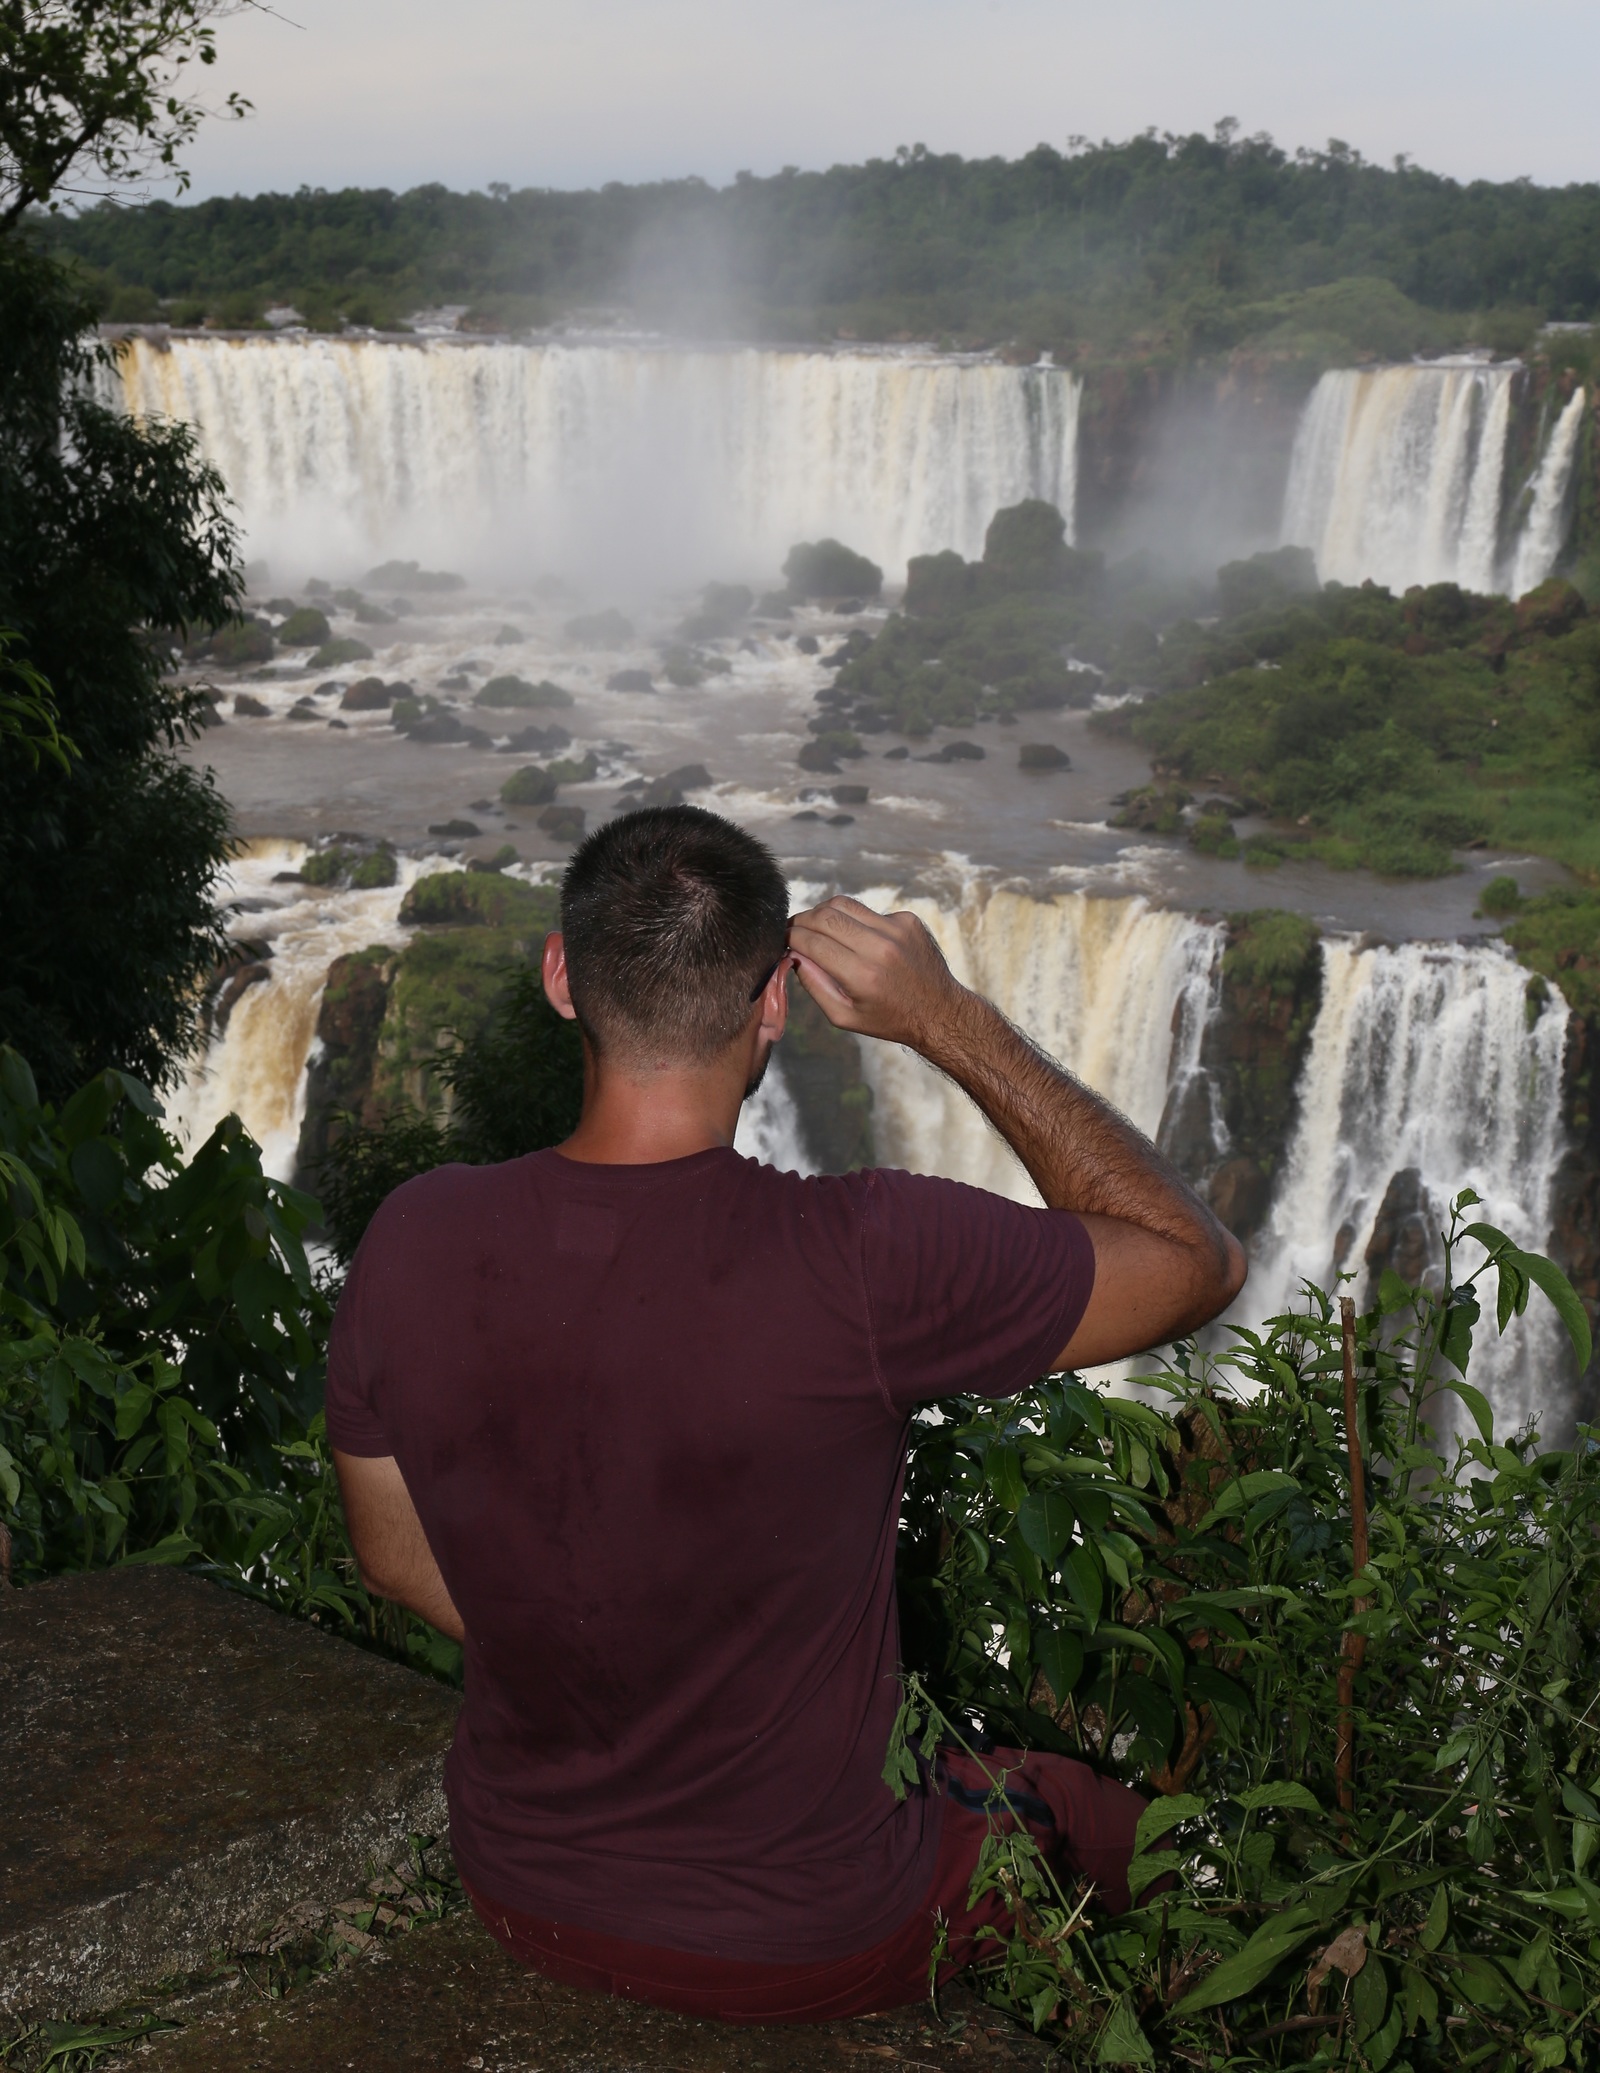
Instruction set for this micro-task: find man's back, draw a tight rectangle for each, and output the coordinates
[327,1143,1092,1961]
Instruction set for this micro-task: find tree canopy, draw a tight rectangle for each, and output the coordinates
[0,0,249,232]
[35,125,1600,359]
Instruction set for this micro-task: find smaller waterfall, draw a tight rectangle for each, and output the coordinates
[1282,363,1517,595]
[168,844,425,1180]
[735,1060,815,1174]
[1243,935,1571,1430]
[1509,387,1588,598]
[857,886,1224,1204]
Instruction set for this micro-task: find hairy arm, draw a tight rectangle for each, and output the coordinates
[333,1450,466,1644]
[788,897,1246,1368]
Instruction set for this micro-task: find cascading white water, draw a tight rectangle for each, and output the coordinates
[1509,388,1589,599]
[168,842,433,1180]
[854,885,1225,1203]
[1243,935,1571,1429]
[1282,363,1518,594]
[103,335,1080,586]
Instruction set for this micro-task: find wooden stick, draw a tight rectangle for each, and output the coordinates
[1335,1297,1369,1815]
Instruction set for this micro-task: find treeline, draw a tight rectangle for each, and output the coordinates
[34,125,1600,363]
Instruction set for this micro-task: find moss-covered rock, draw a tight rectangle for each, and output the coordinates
[501,765,558,807]
[1193,910,1324,1240]
[779,983,874,1170]
[475,675,574,709]
[1111,784,1191,835]
[341,677,393,711]
[361,560,465,593]
[399,872,559,931]
[782,539,883,601]
[203,618,275,667]
[311,638,375,669]
[293,946,398,1181]
[276,607,331,647]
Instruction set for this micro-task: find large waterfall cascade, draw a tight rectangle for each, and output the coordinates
[106,335,1080,585]
[1281,361,1586,597]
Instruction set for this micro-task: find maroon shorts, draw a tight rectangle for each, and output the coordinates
[464,1745,1144,2024]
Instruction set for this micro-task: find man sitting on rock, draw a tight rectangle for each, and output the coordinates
[327,804,1245,2022]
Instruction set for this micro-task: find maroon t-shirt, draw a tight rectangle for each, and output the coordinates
[325,1147,1094,1963]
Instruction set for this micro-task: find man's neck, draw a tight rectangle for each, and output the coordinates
[555,1056,750,1166]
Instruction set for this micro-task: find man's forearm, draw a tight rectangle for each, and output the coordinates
[921,985,1232,1265]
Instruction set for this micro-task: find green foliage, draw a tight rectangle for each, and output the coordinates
[33,131,1600,355]
[1504,888,1600,1019]
[783,538,883,599]
[1107,575,1600,879]
[0,0,247,233]
[1222,908,1321,993]
[316,965,581,1263]
[1478,873,1524,919]
[0,1042,458,1680]
[0,237,239,1099]
[897,1195,1600,2067]
[0,623,73,772]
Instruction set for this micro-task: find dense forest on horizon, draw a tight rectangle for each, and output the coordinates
[32,123,1600,368]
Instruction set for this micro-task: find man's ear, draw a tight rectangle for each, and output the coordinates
[542,932,578,1021]
[756,961,791,1045]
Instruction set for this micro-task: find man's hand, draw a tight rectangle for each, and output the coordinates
[789,896,969,1050]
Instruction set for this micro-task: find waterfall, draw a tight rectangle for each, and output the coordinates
[1282,361,1591,599]
[854,885,1225,1204]
[1281,363,1516,594]
[103,335,1080,586]
[1509,387,1588,598]
[178,861,1574,1423]
[168,842,425,1180]
[1243,935,1571,1431]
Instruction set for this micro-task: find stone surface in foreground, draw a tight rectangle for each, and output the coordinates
[118,1910,1058,2072]
[0,1567,458,2022]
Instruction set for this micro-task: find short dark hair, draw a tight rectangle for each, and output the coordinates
[559,806,788,1063]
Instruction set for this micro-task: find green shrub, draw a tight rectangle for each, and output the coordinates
[1479,873,1523,918]
[897,1192,1599,2068]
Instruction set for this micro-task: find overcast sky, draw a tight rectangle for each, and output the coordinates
[168,0,1598,201]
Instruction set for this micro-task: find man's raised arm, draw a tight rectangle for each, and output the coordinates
[788,896,1246,1369]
